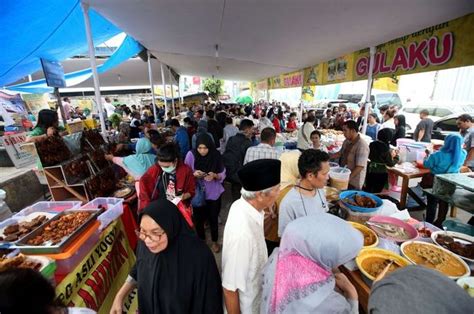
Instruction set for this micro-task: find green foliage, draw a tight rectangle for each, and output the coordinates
[203,78,224,100]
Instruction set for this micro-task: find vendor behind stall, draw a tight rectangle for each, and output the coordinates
[26,109,68,143]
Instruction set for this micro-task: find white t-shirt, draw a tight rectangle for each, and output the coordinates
[222,197,268,314]
[297,122,315,150]
[103,101,116,118]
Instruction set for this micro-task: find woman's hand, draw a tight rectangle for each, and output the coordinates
[206,172,219,181]
[334,272,358,301]
[105,154,114,161]
[194,170,206,178]
[110,294,124,314]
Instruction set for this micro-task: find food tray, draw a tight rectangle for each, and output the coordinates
[81,198,124,230]
[13,209,103,254]
[0,213,56,248]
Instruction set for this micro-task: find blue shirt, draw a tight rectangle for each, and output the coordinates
[366,124,380,141]
[174,127,190,158]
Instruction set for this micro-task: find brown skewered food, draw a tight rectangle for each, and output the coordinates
[35,136,71,166]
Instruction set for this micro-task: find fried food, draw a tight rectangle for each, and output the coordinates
[1,216,47,242]
[436,235,474,260]
[26,212,92,246]
[0,255,42,272]
[343,193,378,208]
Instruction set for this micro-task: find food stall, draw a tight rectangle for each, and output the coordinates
[0,198,139,313]
[322,188,474,311]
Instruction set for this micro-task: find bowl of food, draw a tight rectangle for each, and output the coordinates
[367,216,418,243]
[340,191,383,213]
[348,222,379,248]
[431,231,474,263]
[413,221,440,241]
[456,277,474,297]
[401,241,470,279]
[356,248,412,281]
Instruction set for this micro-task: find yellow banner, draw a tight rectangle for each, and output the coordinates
[256,79,268,91]
[303,65,323,86]
[322,53,355,84]
[353,13,474,80]
[301,86,316,102]
[55,220,138,314]
[373,76,399,92]
[268,71,303,89]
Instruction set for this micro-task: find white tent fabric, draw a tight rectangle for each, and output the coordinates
[87,0,473,81]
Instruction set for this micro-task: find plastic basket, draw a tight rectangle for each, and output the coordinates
[13,201,82,218]
[80,198,124,230]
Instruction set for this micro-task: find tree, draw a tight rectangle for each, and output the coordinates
[203,78,224,100]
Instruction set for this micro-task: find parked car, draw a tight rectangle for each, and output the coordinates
[400,101,474,132]
[405,112,474,140]
[337,89,403,110]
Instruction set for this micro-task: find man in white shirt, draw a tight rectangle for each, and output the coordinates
[278,149,330,236]
[244,127,278,164]
[222,159,281,314]
[103,97,116,118]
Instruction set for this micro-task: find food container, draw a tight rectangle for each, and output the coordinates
[401,241,470,279]
[329,167,351,190]
[368,216,418,243]
[412,221,441,242]
[13,201,82,218]
[356,247,412,282]
[14,209,102,254]
[339,190,382,213]
[431,231,474,263]
[81,198,124,230]
[0,214,54,248]
[348,221,379,248]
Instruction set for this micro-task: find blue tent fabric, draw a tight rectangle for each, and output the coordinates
[6,35,145,94]
[0,0,122,87]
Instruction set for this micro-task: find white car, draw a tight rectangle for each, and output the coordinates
[400,101,474,131]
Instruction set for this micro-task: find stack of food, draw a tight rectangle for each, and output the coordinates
[0,215,47,242]
[36,136,71,166]
[0,255,42,272]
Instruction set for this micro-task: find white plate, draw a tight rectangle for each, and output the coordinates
[400,241,470,280]
[431,231,474,263]
[456,277,474,297]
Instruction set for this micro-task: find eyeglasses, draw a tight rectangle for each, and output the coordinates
[134,229,166,242]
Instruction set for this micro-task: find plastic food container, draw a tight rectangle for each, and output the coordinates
[329,167,351,190]
[13,201,82,218]
[339,190,383,213]
[80,198,124,230]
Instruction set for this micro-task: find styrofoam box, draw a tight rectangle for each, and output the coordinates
[80,198,124,230]
[13,201,82,218]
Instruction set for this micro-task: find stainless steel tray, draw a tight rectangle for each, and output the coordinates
[0,214,56,248]
[13,209,103,254]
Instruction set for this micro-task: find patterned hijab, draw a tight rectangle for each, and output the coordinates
[261,214,363,314]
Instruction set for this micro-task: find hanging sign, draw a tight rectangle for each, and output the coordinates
[353,13,474,79]
[303,65,323,86]
[2,132,36,168]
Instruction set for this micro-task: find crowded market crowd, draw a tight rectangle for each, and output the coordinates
[2,99,474,314]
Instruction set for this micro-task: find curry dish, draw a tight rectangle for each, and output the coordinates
[403,242,466,277]
[361,257,401,278]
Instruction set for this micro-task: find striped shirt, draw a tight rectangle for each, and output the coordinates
[244,143,279,164]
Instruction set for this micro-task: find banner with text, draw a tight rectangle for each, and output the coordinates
[353,13,474,80]
[303,65,324,86]
[322,54,355,84]
[55,220,138,314]
[268,71,303,89]
[1,132,36,168]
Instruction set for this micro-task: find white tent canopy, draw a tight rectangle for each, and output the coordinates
[87,0,473,81]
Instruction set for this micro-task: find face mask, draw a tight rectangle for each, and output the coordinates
[162,165,176,173]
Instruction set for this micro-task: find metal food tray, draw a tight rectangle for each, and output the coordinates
[13,209,103,254]
[0,214,56,249]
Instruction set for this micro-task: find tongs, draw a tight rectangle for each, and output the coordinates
[374,259,395,282]
[366,221,394,232]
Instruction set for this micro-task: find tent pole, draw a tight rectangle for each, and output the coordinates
[168,67,175,116]
[160,62,167,117]
[147,50,157,123]
[81,2,106,135]
[361,46,376,135]
[177,76,182,106]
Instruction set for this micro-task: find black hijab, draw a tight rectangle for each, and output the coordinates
[192,134,224,173]
[377,128,394,145]
[131,200,223,314]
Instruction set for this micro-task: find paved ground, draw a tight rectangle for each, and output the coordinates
[0,164,35,184]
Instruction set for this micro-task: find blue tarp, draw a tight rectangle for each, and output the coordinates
[0,0,122,87]
[6,35,144,93]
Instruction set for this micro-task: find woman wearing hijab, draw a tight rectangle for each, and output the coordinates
[368,266,473,314]
[191,120,215,149]
[184,134,226,253]
[110,199,223,314]
[422,134,466,225]
[264,150,302,256]
[261,214,363,314]
[364,128,399,193]
[105,138,156,180]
